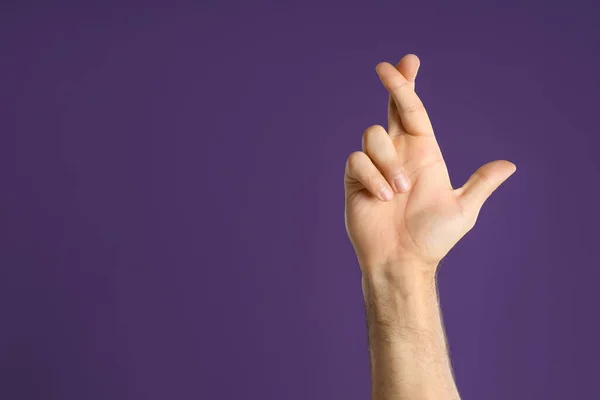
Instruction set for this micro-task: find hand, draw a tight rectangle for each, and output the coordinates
[344,54,516,274]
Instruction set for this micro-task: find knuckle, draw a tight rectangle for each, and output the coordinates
[473,170,491,185]
[346,151,365,172]
[389,81,410,92]
[362,125,385,141]
[400,102,425,115]
[363,125,392,156]
[366,174,382,190]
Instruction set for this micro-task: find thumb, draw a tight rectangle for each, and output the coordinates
[457,160,517,219]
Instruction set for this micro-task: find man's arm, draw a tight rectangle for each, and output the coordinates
[344,54,515,399]
[362,263,460,400]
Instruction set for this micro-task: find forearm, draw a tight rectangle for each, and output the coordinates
[361,262,460,400]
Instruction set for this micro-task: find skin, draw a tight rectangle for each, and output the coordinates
[344,54,516,399]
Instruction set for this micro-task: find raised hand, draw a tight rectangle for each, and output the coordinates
[344,54,516,274]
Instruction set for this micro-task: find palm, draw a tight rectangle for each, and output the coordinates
[346,134,465,267]
[345,55,516,269]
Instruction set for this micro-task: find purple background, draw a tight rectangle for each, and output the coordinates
[1,1,599,399]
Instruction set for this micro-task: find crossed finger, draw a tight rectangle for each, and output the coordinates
[387,54,420,136]
[377,61,434,138]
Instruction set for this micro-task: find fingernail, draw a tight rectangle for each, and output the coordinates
[380,185,394,201]
[393,174,410,193]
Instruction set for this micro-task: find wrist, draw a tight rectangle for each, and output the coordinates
[361,258,438,293]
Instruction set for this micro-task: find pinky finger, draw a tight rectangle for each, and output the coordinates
[345,151,395,202]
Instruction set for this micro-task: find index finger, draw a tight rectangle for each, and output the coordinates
[376,62,434,137]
